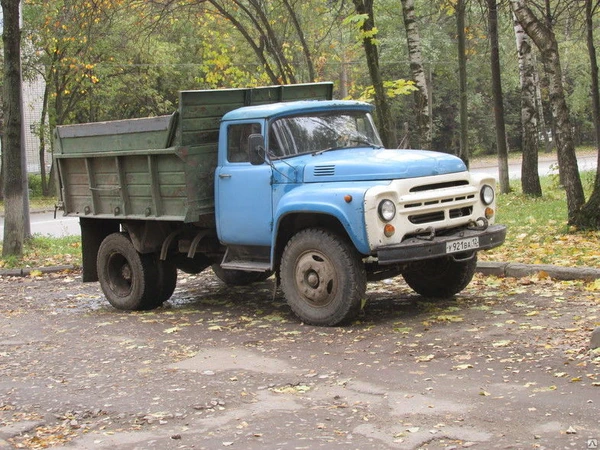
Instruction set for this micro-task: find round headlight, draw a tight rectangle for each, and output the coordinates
[481,185,495,205]
[378,199,396,222]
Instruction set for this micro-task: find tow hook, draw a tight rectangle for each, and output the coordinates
[468,217,489,231]
[415,226,436,241]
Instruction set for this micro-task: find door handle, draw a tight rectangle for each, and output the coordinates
[219,173,232,179]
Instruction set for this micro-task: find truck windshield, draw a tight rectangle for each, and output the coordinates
[268,111,383,158]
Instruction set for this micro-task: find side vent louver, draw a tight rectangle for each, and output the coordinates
[314,165,336,176]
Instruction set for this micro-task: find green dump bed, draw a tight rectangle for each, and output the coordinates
[55,82,333,223]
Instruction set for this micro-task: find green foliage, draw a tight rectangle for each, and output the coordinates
[343,13,380,44]
[27,174,44,198]
[357,79,418,102]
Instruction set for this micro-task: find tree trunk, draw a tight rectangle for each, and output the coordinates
[400,0,431,149]
[457,0,469,167]
[282,0,315,82]
[533,55,552,153]
[514,17,542,197]
[488,0,510,193]
[1,0,25,257]
[572,0,600,229]
[352,0,397,148]
[511,0,585,223]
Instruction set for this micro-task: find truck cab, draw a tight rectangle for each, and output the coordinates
[214,100,505,325]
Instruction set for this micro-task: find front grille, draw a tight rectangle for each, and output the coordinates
[400,178,478,227]
[409,211,445,224]
[410,180,469,192]
[449,206,473,219]
[403,193,475,209]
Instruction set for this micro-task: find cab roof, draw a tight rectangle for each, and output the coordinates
[221,100,374,122]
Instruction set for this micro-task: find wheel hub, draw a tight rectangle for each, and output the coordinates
[295,251,336,307]
[306,270,320,288]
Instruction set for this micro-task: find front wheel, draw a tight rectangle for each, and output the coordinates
[97,233,158,310]
[280,228,366,326]
[402,254,477,298]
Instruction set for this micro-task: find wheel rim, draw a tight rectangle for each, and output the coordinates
[293,250,338,307]
[107,252,133,297]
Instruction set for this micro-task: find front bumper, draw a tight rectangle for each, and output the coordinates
[377,224,507,265]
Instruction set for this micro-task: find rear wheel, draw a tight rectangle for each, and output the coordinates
[97,233,159,311]
[280,228,366,326]
[402,254,477,298]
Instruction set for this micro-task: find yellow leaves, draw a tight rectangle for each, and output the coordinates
[586,279,600,292]
[415,354,435,363]
[272,384,311,395]
[433,314,463,323]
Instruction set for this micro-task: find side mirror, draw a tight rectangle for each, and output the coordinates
[248,134,266,165]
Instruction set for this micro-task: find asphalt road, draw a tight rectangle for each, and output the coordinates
[470,153,598,180]
[0,211,80,237]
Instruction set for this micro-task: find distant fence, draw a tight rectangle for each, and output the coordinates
[22,74,50,174]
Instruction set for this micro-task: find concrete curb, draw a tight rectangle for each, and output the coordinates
[476,261,600,282]
[0,265,77,277]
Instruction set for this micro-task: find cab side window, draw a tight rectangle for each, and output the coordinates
[227,123,261,163]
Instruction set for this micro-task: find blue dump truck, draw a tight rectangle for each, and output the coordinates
[54,82,506,326]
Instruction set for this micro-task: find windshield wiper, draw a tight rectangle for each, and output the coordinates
[312,146,345,156]
[312,135,381,156]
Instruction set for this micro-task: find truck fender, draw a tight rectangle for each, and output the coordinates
[271,185,371,256]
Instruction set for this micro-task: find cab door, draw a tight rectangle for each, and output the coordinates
[215,122,273,246]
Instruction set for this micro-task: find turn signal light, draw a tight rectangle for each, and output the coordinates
[485,207,494,219]
[384,224,395,237]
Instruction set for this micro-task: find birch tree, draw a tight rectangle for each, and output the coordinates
[400,0,431,149]
[511,0,585,223]
[573,0,600,228]
[514,18,542,197]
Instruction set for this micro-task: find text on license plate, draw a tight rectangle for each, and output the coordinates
[446,237,479,254]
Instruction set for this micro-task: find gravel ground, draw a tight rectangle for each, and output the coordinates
[0,269,599,449]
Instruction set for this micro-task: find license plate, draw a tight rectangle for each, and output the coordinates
[446,237,479,254]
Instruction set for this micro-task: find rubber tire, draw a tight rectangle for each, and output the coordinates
[211,264,273,286]
[97,233,159,311]
[402,254,477,298]
[154,259,178,306]
[280,228,366,326]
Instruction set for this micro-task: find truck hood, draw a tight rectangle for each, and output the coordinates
[295,148,467,183]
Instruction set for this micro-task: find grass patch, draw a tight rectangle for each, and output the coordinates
[0,235,81,269]
[481,171,600,267]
